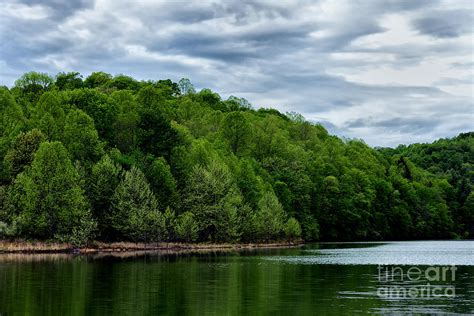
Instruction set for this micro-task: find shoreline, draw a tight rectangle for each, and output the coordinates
[0,240,304,254]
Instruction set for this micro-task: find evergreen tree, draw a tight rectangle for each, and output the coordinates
[175,212,199,242]
[255,189,286,241]
[285,217,302,242]
[182,160,242,242]
[111,166,164,242]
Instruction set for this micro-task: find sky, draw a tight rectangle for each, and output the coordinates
[0,0,472,147]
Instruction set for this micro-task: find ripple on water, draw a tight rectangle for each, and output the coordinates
[263,241,474,266]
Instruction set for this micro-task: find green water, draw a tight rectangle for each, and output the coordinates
[1,241,473,315]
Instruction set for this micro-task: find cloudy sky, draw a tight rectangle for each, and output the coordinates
[1,0,472,147]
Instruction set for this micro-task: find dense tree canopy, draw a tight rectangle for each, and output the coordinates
[4,141,92,240]
[0,71,472,245]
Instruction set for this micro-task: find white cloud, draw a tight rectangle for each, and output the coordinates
[1,2,51,20]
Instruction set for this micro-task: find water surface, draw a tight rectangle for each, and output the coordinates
[1,241,473,315]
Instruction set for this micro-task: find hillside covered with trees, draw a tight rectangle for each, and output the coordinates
[1,71,472,245]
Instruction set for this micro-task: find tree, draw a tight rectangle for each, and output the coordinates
[254,189,286,241]
[107,74,140,90]
[147,157,177,209]
[7,141,93,239]
[110,90,139,152]
[178,78,195,95]
[226,95,252,111]
[2,71,471,244]
[197,89,226,111]
[162,207,177,241]
[4,129,46,177]
[0,88,24,140]
[284,217,302,242]
[14,72,53,94]
[1,88,25,182]
[461,192,474,237]
[62,109,103,162]
[33,91,65,141]
[220,112,251,156]
[67,89,118,142]
[253,115,284,160]
[137,106,178,159]
[111,166,164,242]
[182,160,242,242]
[88,154,123,239]
[317,175,341,240]
[55,72,83,90]
[156,79,180,96]
[338,168,375,240]
[68,213,97,247]
[175,212,199,242]
[236,159,264,208]
[84,72,112,88]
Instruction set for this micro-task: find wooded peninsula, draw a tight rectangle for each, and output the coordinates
[1,71,472,248]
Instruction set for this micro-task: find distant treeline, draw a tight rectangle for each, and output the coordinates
[0,71,472,246]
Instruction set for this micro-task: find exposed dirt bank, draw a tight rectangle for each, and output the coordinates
[0,240,304,254]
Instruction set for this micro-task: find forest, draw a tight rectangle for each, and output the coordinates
[0,71,472,246]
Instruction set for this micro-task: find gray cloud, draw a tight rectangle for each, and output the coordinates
[413,9,473,38]
[0,0,472,147]
[21,0,93,19]
[345,117,442,134]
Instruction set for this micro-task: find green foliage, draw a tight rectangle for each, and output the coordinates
[31,91,66,141]
[6,141,93,239]
[178,78,195,95]
[156,79,180,96]
[137,105,179,159]
[182,160,242,242]
[147,157,177,209]
[4,129,45,178]
[84,72,112,88]
[162,207,177,241]
[236,159,264,208]
[381,133,473,238]
[175,212,199,242]
[68,213,97,247]
[226,95,252,110]
[285,217,302,241]
[0,221,7,238]
[110,90,139,152]
[88,154,123,239]
[0,88,24,139]
[255,189,286,241]
[67,88,117,141]
[1,88,25,182]
[221,112,251,156]
[62,109,103,162]
[14,71,53,96]
[106,74,140,91]
[2,71,471,244]
[55,72,83,90]
[111,166,164,242]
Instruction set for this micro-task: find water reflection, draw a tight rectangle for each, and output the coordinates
[0,241,472,315]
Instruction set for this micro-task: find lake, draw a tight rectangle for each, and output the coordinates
[1,241,473,315]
